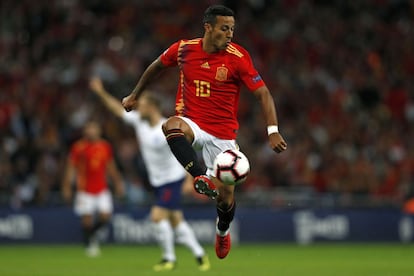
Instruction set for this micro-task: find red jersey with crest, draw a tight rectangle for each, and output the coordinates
[160,38,265,139]
[69,139,113,194]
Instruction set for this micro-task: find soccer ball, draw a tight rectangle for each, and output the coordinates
[213,149,250,185]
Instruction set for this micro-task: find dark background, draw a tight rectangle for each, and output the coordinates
[0,0,413,210]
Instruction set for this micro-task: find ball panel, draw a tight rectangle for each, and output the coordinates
[214,149,250,186]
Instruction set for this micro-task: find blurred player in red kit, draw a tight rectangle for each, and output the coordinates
[122,5,287,259]
[62,121,124,257]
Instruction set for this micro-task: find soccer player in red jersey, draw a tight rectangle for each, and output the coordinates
[122,5,287,259]
[62,121,124,257]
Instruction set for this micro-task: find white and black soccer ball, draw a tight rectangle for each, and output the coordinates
[213,149,250,185]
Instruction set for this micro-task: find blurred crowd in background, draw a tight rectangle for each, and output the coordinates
[1,0,414,209]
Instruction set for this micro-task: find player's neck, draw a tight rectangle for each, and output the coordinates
[202,37,218,54]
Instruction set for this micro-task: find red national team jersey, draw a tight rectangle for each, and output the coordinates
[69,139,113,194]
[160,38,265,139]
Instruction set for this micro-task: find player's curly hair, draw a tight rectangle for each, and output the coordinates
[203,5,234,26]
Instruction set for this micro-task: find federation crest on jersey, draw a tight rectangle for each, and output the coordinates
[215,66,228,81]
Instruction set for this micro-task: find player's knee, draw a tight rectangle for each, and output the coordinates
[150,207,168,223]
[169,211,183,227]
[151,216,160,223]
[150,212,163,223]
[99,213,111,223]
[162,117,182,135]
[81,215,94,228]
[162,117,194,142]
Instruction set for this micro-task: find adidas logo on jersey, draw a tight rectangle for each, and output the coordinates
[201,62,210,69]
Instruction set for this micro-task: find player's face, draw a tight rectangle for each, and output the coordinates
[137,96,151,120]
[84,122,101,140]
[208,16,235,51]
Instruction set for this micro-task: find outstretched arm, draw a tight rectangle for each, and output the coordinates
[122,58,165,111]
[253,86,287,153]
[89,77,125,118]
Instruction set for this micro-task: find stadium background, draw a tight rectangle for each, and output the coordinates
[1,0,414,250]
[2,0,414,210]
[2,1,414,274]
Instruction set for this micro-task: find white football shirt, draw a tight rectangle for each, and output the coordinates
[122,111,186,187]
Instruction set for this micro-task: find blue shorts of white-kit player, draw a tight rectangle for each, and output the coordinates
[177,116,238,177]
[154,177,185,210]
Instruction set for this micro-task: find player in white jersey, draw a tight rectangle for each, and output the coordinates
[89,78,210,272]
[122,109,185,188]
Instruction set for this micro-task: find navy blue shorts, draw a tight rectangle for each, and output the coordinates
[154,178,184,210]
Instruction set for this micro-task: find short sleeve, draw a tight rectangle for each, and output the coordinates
[122,110,141,126]
[159,41,180,67]
[238,51,265,92]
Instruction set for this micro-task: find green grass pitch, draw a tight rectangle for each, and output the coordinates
[0,243,414,276]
